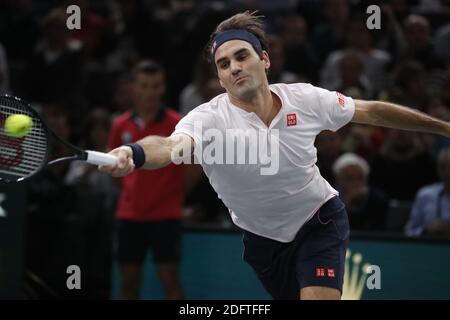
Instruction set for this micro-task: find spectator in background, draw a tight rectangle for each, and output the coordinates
[64,108,118,298]
[0,42,10,94]
[179,56,228,225]
[389,61,430,112]
[315,130,342,186]
[108,0,165,62]
[401,14,445,70]
[333,153,390,231]
[23,7,85,104]
[340,123,385,160]
[266,34,302,84]
[108,60,185,299]
[312,0,349,62]
[112,74,134,115]
[405,148,450,237]
[370,129,437,201]
[179,57,223,116]
[425,96,450,159]
[277,14,319,82]
[335,50,374,99]
[64,0,109,60]
[0,0,39,62]
[320,15,391,96]
[25,104,78,298]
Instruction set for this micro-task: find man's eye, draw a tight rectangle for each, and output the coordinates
[237,54,247,60]
[220,62,229,69]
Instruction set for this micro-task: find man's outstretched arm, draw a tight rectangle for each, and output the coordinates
[98,133,194,177]
[352,100,450,137]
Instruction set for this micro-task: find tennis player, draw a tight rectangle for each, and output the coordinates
[99,12,450,300]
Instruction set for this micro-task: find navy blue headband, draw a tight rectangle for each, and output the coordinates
[210,29,263,62]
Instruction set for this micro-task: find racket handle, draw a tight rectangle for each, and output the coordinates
[86,150,118,166]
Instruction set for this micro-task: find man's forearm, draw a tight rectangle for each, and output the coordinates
[357,100,450,137]
[135,135,173,169]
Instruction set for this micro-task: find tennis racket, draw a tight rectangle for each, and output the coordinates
[0,95,118,183]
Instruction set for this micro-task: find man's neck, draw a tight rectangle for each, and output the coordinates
[229,85,280,127]
[136,106,159,124]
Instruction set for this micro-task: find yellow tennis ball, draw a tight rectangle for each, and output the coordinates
[4,114,33,138]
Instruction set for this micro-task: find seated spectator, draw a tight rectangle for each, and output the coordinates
[179,57,223,116]
[401,14,445,70]
[0,42,10,94]
[64,108,118,298]
[315,130,343,186]
[340,123,385,160]
[370,129,438,201]
[336,50,375,100]
[320,15,391,96]
[333,153,390,231]
[23,7,85,104]
[266,34,302,84]
[405,148,450,237]
[388,61,431,112]
[312,0,349,62]
[277,14,319,82]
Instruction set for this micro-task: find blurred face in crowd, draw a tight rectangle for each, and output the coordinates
[404,15,430,49]
[44,12,70,48]
[336,164,367,195]
[132,71,166,112]
[280,16,307,49]
[340,53,364,87]
[347,20,371,51]
[215,40,270,101]
[324,0,349,24]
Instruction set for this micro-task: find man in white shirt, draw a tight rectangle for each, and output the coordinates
[99,12,450,300]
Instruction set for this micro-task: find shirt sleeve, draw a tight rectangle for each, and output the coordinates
[312,85,355,132]
[171,106,217,152]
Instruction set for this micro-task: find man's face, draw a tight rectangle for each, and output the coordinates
[132,72,166,111]
[214,40,270,100]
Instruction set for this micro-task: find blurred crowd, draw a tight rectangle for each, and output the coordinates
[1,0,450,298]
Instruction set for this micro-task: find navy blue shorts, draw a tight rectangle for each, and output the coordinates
[242,196,350,300]
[117,219,182,264]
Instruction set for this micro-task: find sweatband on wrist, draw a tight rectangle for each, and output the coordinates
[210,29,263,61]
[125,143,146,169]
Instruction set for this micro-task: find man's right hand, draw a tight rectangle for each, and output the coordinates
[98,146,136,177]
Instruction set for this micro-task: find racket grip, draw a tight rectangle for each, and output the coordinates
[86,150,118,166]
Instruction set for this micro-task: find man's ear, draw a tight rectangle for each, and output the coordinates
[262,50,270,70]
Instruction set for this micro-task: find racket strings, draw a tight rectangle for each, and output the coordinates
[0,99,48,180]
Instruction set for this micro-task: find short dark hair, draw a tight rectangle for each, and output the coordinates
[205,11,268,64]
[131,60,165,80]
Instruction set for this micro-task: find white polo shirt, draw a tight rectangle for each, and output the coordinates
[173,83,355,242]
